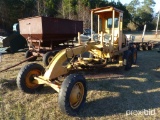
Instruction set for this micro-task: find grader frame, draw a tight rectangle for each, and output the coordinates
[17,6,137,115]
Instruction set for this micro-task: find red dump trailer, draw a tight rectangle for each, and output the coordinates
[19,16,83,66]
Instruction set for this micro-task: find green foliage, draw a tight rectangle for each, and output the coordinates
[82,0,90,6]
[0,0,36,31]
[0,0,158,32]
[0,0,22,31]
[126,0,156,30]
[21,0,36,17]
[61,0,78,18]
[89,0,108,8]
[45,0,60,17]
[113,1,131,29]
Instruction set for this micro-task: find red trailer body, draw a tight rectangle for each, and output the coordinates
[19,16,83,52]
[19,16,83,65]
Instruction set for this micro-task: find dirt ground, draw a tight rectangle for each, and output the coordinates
[1,48,160,120]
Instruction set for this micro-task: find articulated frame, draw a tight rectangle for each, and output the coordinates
[33,33,128,92]
[33,6,129,92]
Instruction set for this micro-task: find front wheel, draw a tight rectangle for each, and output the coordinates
[16,63,44,93]
[58,74,87,116]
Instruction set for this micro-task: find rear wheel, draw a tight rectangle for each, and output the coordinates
[43,51,58,66]
[58,74,87,116]
[124,50,133,71]
[16,63,44,93]
[25,50,37,61]
[132,48,137,64]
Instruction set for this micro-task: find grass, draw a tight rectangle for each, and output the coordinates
[1,49,160,119]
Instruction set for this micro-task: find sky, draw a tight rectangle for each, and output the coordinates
[110,0,160,13]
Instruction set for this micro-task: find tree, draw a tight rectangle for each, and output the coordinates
[126,0,156,30]
[89,0,108,8]
[21,0,37,17]
[0,0,132,32]
[152,12,160,31]
[0,0,24,31]
[115,1,131,29]
[45,0,60,17]
[0,0,37,31]
[77,0,91,28]
[57,0,78,19]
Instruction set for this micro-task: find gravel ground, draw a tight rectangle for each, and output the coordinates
[0,48,160,119]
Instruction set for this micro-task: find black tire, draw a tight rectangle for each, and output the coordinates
[131,48,137,64]
[25,50,37,61]
[43,51,58,66]
[148,43,152,50]
[148,46,152,50]
[58,74,87,116]
[142,44,147,51]
[124,50,133,71]
[136,44,140,51]
[16,63,45,93]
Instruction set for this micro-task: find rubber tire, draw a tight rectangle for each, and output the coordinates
[142,44,147,51]
[124,50,133,71]
[131,48,137,64]
[136,44,140,51]
[43,51,58,66]
[148,43,152,50]
[25,50,37,61]
[16,63,44,93]
[58,74,87,116]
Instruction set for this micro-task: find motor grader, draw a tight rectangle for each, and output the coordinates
[16,6,137,115]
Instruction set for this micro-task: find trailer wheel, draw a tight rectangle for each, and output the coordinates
[148,43,152,50]
[136,43,140,51]
[25,50,37,61]
[124,50,133,71]
[58,74,87,116]
[43,51,58,66]
[142,44,147,51]
[16,63,44,93]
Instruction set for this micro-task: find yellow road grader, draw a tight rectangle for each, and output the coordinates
[16,6,137,115]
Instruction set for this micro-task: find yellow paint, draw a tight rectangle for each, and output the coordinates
[32,6,129,93]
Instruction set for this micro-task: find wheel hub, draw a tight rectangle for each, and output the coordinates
[48,56,53,63]
[26,70,41,89]
[70,82,84,109]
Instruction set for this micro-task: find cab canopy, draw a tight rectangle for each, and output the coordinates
[90,6,124,50]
